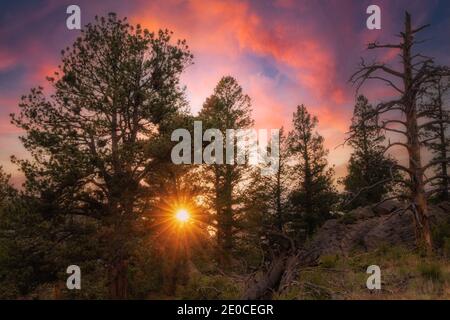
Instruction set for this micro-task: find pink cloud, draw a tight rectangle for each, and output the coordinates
[129,0,352,134]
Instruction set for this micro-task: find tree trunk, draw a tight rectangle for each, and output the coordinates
[215,168,222,251]
[437,86,449,201]
[221,165,233,267]
[108,259,128,299]
[215,165,233,267]
[53,281,65,300]
[403,12,433,253]
[276,166,283,232]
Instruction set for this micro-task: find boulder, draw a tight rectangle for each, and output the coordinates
[371,199,401,215]
[300,201,449,263]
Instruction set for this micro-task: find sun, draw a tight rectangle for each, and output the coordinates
[175,209,190,223]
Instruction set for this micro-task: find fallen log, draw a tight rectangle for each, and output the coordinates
[242,252,288,300]
[241,231,303,300]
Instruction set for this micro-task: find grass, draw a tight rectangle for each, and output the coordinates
[25,245,450,300]
[177,274,242,300]
[418,262,443,282]
[275,245,450,300]
[319,254,340,269]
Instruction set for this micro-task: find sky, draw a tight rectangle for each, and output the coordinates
[0,0,449,186]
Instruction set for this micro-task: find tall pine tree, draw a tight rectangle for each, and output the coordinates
[420,78,449,202]
[288,105,336,237]
[198,76,254,266]
[343,95,397,209]
[11,14,192,298]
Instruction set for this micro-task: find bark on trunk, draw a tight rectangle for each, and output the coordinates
[224,166,233,248]
[217,165,233,267]
[403,12,433,253]
[437,86,449,201]
[108,259,128,299]
[276,166,283,232]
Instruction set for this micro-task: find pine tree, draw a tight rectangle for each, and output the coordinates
[420,78,449,202]
[238,128,291,267]
[287,105,336,237]
[343,95,397,208]
[269,127,291,232]
[10,14,192,298]
[198,76,254,266]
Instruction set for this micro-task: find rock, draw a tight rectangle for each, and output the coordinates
[372,200,400,215]
[438,202,450,213]
[352,206,375,220]
[254,202,449,298]
[300,201,449,263]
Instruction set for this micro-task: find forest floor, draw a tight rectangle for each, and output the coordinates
[27,202,450,300]
[274,245,450,300]
[177,201,450,300]
[173,245,450,300]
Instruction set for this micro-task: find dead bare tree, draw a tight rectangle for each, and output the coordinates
[350,12,450,253]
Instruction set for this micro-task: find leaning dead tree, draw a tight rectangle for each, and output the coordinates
[350,12,450,253]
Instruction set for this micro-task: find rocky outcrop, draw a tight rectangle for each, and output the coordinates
[243,201,449,299]
[300,201,449,265]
